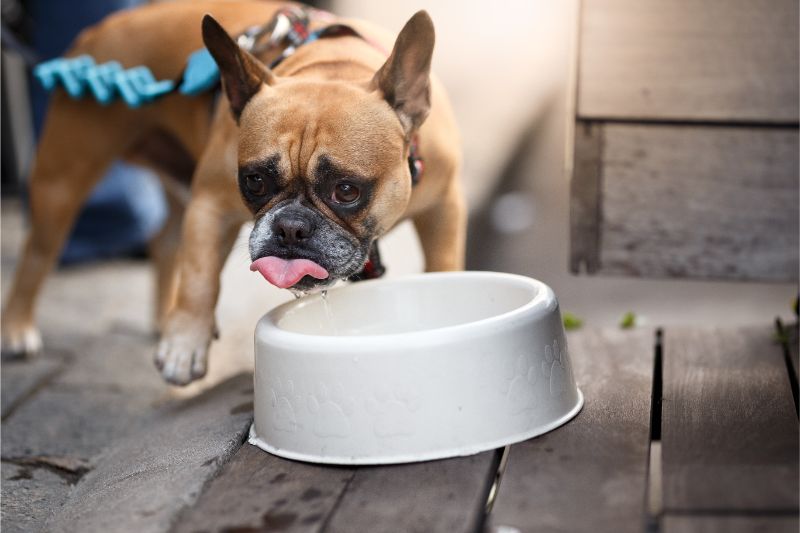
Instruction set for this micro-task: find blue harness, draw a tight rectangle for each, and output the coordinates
[33,7,351,107]
[33,6,423,185]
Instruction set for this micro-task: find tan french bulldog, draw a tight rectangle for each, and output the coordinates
[1,1,465,385]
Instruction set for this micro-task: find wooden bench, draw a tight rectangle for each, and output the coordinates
[569,0,799,282]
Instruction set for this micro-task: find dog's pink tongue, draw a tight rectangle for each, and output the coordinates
[250,257,329,289]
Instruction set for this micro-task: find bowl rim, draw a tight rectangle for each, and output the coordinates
[258,271,558,345]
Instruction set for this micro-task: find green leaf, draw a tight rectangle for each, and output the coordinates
[563,312,583,331]
[773,331,789,345]
[619,311,636,329]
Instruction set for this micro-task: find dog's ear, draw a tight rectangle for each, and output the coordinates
[202,14,274,120]
[371,11,435,135]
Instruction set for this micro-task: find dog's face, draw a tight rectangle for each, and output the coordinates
[202,13,434,290]
[237,82,409,290]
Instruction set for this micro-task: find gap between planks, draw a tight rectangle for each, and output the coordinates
[646,324,798,532]
[486,328,657,533]
[653,323,799,533]
[576,116,800,129]
[775,318,799,417]
[646,329,665,528]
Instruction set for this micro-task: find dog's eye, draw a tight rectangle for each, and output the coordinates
[332,182,360,204]
[245,175,267,195]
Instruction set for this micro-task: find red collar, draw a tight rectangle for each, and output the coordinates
[409,135,424,186]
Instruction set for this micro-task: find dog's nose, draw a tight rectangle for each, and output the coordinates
[275,216,314,245]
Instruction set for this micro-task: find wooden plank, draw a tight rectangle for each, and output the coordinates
[2,460,73,533]
[1,357,63,419]
[45,374,254,532]
[179,439,497,532]
[1,319,94,420]
[663,515,799,533]
[598,124,799,282]
[1,330,169,461]
[53,329,166,394]
[578,0,799,123]
[662,326,799,512]
[488,328,655,533]
[1,386,154,461]
[324,451,499,533]
[175,443,354,533]
[178,446,496,533]
[569,122,602,274]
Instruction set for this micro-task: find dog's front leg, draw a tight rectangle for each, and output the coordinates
[157,200,241,387]
[155,188,243,385]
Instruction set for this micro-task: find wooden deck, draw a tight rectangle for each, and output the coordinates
[2,198,797,533]
[3,311,797,531]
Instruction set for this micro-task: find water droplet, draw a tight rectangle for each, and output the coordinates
[320,290,338,335]
[290,288,308,300]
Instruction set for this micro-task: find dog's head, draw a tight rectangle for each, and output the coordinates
[202,12,434,291]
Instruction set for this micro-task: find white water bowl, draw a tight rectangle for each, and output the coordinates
[249,271,583,465]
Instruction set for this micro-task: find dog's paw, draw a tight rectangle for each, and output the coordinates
[1,321,43,359]
[155,312,214,386]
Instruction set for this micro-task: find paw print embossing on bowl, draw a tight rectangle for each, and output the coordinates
[306,382,355,438]
[504,351,539,414]
[270,377,298,433]
[366,383,422,438]
[543,339,573,396]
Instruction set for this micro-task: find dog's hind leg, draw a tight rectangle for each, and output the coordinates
[1,94,141,357]
[126,122,204,335]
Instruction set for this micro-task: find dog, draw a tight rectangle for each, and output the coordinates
[1,1,465,385]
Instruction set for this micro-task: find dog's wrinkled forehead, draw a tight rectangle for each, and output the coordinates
[237,81,406,177]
